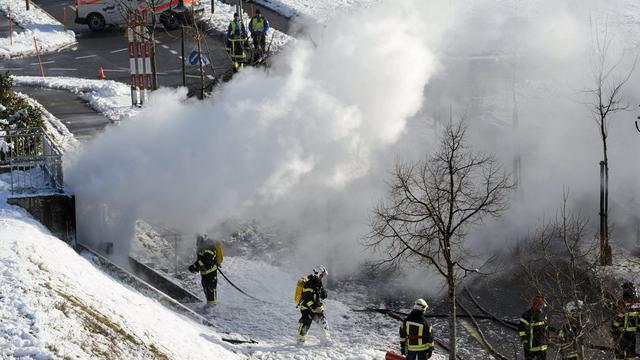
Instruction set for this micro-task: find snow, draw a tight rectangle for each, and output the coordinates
[15,91,79,153]
[0,0,76,59]
[201,1,292,52]
[254,0,379,21]
[12,76,133,122]
[131,228,449,360]
[0,175,241,360]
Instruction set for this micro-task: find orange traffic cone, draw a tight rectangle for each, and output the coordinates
[97,66,106,80]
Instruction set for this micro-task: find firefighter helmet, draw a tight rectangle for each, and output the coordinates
[313,265,328,278]
[414,298,429,312]
[564,300,583,313]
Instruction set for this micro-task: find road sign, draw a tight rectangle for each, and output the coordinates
[188,49,210,66]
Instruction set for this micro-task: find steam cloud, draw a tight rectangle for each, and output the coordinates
[67,0,640,279]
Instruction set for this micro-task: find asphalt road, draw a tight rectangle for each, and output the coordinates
[15,85,111,141]
[2,0,234,91]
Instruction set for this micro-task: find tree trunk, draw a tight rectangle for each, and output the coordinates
[599,160,606,265]
[447,269,457,360]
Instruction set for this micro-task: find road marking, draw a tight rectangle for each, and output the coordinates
[31,61,55,65]
[49,68,78,71]
[75,54,96,59]
[186,75,200,78]
[0,68,24,71]
[161,44,169,49]
[110,48,128,54]
[170,50,178,55]
[102,69,128,72]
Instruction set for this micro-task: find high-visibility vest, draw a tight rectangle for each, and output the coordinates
[229,20,244,36]
[251,17,265,32]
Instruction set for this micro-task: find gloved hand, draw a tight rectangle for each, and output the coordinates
[313,306,324,314]
[188,265,197,273]
[400,347,406,356]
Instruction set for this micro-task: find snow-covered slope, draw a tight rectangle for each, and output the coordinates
[0,179,241,360]
[13,76,133,122]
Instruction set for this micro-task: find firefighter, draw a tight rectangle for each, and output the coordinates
[399,298,434,360]
[519,295,549,359]
[226,12,248,71]
[248,9,270,60]
[612,282,639,360]
[297,265,330,343]
[188,234,220,305]
[559,300,584,359]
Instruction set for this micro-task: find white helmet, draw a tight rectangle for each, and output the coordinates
[564,300,584,313]
[414,298,429,312]
[313,265,328,278]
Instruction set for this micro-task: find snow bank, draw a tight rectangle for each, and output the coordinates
[14,91,79,153]
[254,0,379,21]
[13,76,132,122]
[0,0,76,59]
[0,177,241,360]
[201,0,292,52]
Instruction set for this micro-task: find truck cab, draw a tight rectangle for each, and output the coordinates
[75,0,203,32]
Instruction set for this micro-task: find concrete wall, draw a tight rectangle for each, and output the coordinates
[8,194,76,245]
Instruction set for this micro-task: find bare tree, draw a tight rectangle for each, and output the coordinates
[518,191,616,359]
[587,27,637,266]
[368,121,513,359]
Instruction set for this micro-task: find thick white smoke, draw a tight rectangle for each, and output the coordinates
[67,0,640,280]
[67,0,452,270]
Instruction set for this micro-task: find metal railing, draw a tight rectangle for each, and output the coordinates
[0,128,64,194]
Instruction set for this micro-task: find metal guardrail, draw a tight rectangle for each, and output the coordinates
[0,128,64,194]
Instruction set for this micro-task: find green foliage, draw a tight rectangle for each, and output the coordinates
[0,71,45,131]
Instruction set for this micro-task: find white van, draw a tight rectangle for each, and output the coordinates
[75,0,203,32]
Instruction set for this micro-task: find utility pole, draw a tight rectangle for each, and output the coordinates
[25,0,30,11]
[181,25,186,87]
[195,31,204,99]
[149,4,159,90]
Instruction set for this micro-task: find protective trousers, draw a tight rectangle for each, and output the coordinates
[406,350,432,360]
[297,309,329,340]
[252,32,266,54]
[614,332,636,359]
[201,271,217,304]
[524,350,547,360]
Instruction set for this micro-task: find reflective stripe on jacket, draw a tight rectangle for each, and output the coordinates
[519,308,548,352]
[558,323,580,359]
[399,309,434,353]
[192,249,218,275]
[298,274,326,312]
[612,300,640,333]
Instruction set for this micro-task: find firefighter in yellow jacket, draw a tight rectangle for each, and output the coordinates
[400,298,434,359]
[188,234,222,305]
[612,282,639,360]
[519,295,549,360]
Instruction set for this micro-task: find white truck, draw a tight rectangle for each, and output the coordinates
[75,0,203,32]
